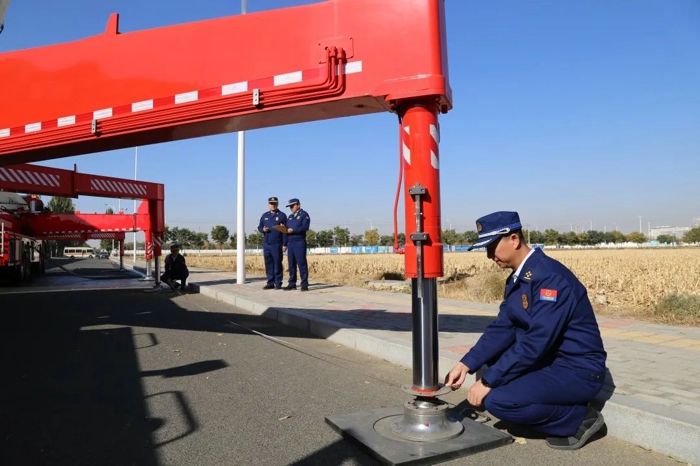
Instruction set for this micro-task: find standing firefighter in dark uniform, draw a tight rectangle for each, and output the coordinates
[257,196,288,290]
[283,198,310,291]
[444,211,608,450]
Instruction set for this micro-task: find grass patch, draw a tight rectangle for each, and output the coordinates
[649,293,700,325]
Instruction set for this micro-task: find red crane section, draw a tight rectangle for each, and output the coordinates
[0,164,165,261]
[0,163,163,201]
[0,0,451,165]
[22,200,148,240]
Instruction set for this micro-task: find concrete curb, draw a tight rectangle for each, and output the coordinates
[121,261,700,464]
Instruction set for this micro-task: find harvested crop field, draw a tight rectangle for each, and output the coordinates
[184,248,700,325]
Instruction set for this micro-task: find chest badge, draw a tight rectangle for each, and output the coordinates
[275,216,279,221]
[521,293,529,310]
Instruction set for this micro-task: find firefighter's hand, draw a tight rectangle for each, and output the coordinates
[263,226,270,232]
[287,228,294,234]
[467,380,491,408]
[444,362,470,390]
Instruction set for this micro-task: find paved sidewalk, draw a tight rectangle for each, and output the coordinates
[126,261,700,464]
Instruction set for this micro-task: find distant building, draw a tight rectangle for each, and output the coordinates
[693,217,700,228]
[649,226,691,240]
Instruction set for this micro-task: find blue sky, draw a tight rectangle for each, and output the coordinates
[1,0,698,240]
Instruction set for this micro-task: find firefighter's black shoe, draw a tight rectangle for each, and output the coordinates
[301,286,309,292]
[283,285,296,291]
[262,284,275,290]
[546,406,605,450]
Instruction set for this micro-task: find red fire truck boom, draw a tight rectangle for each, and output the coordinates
[0,163,165,282]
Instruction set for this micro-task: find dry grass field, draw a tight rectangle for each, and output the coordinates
[185,248,700,325]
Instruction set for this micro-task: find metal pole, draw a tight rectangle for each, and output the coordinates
[236,0,247,285]
[154,255,161,286]
[412,276,438,388]
[134,147,138,264]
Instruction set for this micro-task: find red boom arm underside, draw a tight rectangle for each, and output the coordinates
[0,0,450,165]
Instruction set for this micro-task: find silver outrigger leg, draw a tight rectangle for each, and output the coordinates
[385,183,463,442]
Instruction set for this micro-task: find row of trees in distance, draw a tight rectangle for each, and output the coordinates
[37,199,700,251]
[155,225,700,250]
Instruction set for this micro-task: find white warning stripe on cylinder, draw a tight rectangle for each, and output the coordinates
[430,123,439,170]
[402,126,411,166]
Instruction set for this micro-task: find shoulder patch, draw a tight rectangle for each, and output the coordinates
[539,289,558,302]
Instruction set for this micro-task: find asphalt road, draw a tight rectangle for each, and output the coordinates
[0,259,684,466]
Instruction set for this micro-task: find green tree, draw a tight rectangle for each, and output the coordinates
[397,233,406,247]
[47,196,75,214]
[350,234,363,247]
[441,229,458,245]
[587,230,604,245]
[333,226,350,247]
[210,225,230,252]
[46,197,79,255]
[316,230,334,247]
[193,232,208,251]
[611,230,626,244]
[626,232,647,243]
[364,229,380,246]
[683,227,700,243]
[656,234,676,244]
[306,229,318,248]
[462,230,479,244]
[379,235,394,246]
[544,229,560,245]
[247,232,264,248]
[230,232,246,249]
[529,230,546,244]
[100,206,115,252]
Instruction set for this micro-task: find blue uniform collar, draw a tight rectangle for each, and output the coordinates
[514,247,536,282]
[514,248,545,284]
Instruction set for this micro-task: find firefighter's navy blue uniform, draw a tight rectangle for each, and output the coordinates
[461,211,607,442]
[284,198,310,290]
[257,197,288,289]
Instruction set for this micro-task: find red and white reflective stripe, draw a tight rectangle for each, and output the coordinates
[0,167,61,187]
[44,228,141,234]
[430,123,439,170]
[401,122,440,169]
[402,125,411,166]
[152,237,163,247]
[49,232,121,239]
[0,61,363,139]
[90,178,148,196]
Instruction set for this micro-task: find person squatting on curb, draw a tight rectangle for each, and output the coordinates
[444,211,608,450]
[160,243,189,291]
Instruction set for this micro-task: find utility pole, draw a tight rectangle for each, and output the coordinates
[236,0,248,286]
[638,215,643,234]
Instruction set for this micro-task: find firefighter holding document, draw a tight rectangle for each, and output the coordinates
[258,196,288,290]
